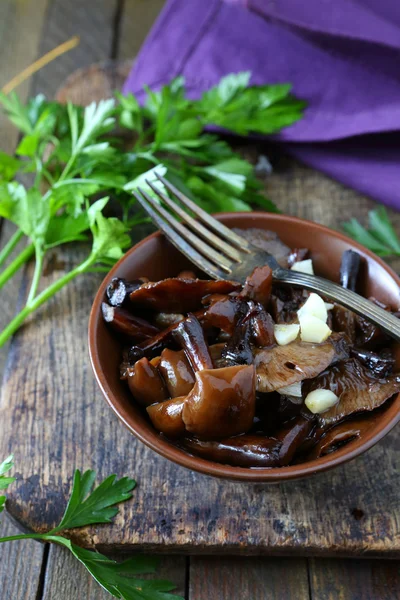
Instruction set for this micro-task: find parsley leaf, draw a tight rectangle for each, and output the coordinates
[52,470,136,532]
[0,454,15,515]
[343,207,400,257]
[0,458,182,599]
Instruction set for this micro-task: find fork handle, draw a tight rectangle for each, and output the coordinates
[275,268,400,343]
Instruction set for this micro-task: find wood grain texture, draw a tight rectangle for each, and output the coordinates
[118,0,166,60]
[30,0,119,99]
[42,550,187,600]
[0,1,50,594]
[309,558,400,600]
[190,556,310,600]
[0,0,49,148]
[1,64,400,558]
[0,517,45,600]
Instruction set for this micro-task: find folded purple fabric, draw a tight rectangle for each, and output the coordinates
[123,0,400,210]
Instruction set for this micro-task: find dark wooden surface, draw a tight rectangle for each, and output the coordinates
[1,0,400,598]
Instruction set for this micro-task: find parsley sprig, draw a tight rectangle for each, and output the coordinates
[0,456,183,600]
[0,72,305,346]
[343,206,400,257]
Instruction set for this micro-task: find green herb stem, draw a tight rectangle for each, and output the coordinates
[26,246,44,305]
[0,243,34,290]
[0,533,47,544]
[0,229,24,267]
[0,256,93,347]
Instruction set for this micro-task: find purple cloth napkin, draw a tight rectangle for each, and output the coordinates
[123,0,400,210]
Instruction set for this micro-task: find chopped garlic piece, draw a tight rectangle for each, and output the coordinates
[324,302,335,311]
[305,389,339,414]
[291,259,314,274]
[298,293,328,322]
[277,382,302,398]
[274,324,300,346]
[299,314,331,343]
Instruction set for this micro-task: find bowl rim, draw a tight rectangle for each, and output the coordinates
[88,212,400,482]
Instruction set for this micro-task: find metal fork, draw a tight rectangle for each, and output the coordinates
[134,172,400,342]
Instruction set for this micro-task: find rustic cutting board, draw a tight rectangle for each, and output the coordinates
[1,63,400,557]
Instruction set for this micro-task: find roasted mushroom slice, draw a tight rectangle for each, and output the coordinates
[269,287,309,324]
[275,414,315,466]
[125,357,167,407]
[159,348,195,397]
[128,310,206,364]
[202,294,243,334]
[129,278,240,313]
[182,365,256,439]
[306,418,375,460]
[250,303,274,347]
[255,334,348,393]
[239,265,273,307]
[147,396,186,437]
[102,303,159,341]
[304,358,400,429]
[221,303,254,366]
[351,348,395,378]
[181,435,282,467]
[173,314,213,372]
[106,277,148,307]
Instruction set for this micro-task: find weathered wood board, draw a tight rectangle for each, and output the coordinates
[1,63,400,557]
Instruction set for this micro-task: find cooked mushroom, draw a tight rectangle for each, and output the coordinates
[106,277,148,307]
[173,313,213,372]
[239,265,273,307]
[221,303,254,366]
[125,357,167,406]
[147,396,186,437]
[255,333,348,393]
[159,348,195,397]
[250,303,275,347]
[181,434,282,467]
[275,414,315,466]
[102,303,159,341]
[182,365,256,439]
[202,294,243,334]
[303,358,400,429]
[129,278,241,312]
[350,348,395,378]
[306,417,375,460]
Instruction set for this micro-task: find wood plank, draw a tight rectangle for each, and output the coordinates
[0,0,49,149]
[0,2,50,596]
[309,558,400,600]
[30,0,119,99]
[0,517,45,599]
[2,64,400,557]
[118,0,166,60]
[190,556,310,600]
[42,549,187,599]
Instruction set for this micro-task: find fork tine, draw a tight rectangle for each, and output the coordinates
[145,179,243,263]
[155,173,251,252]
[137,187,233,272]
[134,190,230,280]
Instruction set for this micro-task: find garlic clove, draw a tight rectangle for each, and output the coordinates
[299,314,331,343]
[305,389,339,414]
[298,292,328,322]
[274,324,300,346]
[291,259,314,275]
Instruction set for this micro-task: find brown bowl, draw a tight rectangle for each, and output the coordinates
[88,213,400,482]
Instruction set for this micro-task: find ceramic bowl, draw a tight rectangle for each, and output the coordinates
[88,213,400,482]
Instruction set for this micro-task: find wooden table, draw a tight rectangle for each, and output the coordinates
[1,1,400,598]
